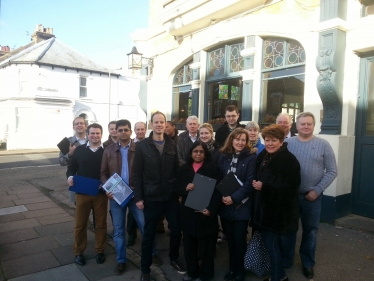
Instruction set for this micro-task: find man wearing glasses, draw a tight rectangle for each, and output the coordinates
[215,105,245,147]
[59,116,88,202]
[101,119,160,275]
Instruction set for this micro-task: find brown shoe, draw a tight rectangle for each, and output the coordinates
[114,263,126,275]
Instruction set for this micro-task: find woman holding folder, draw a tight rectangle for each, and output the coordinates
[217,128,257,281]
[252,125,301,281]
[175,141,222,281]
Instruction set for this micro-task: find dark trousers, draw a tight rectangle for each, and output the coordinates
[127,208,138,237]
[141,199,182,274]
[183,233,217,280]
[221,218,249,277]
[261,229,287,281]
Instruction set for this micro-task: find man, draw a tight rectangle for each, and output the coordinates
[59,116,87,202]
[276,112,296,139]
[134,111,186,281]
[177,115,199,166]
[282,112,337,278]
[134,121,147,142]
[100,119,161,275]
[103,121,118,148]
[165,121,179,144]
[67,123,107,266]
[215,105,245,146]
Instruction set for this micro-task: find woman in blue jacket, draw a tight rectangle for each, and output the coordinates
[217,128,257,281]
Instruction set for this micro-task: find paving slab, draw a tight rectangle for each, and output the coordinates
[0,228,40,246]
[0,235,60,260]
[335,214,374,234]
[2,250,60,279]
[13,196,51,205]
[22,206,65,219]
[77,253,118,281]
[0,218,40,233]
[51,244,76,266]
[7,186,40,195]
[96,262,139,281]
[24,201,59,211]
[36,212,74,225]
[8,263,89,281]
[53,232,74,247]
[16,192,45,200]
[0,200,15,208]
[0,195,19,203]
[34,220,75,236]
[0,212,25,223]
[8,185,37,190]
[0,205,28,216]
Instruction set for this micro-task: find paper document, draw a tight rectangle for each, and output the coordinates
[102,173,133,207]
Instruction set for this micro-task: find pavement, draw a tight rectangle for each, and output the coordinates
[0,151,373,280]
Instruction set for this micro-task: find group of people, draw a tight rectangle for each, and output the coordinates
[59,104,337,281]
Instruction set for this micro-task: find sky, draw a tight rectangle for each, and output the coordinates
[0,0,149,70]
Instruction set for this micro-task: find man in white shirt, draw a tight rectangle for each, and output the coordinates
[177,115,199,166]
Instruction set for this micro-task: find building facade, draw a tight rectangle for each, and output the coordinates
[132,0,374,221]
[0,25,146,150]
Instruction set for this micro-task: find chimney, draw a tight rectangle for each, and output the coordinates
[31,24,55,43]
[0,45,10,58]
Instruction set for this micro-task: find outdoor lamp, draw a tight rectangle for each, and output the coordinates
[127,46,153,70]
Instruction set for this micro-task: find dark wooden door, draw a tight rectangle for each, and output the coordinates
[352,55,374,218]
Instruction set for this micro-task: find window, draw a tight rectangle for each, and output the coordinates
[172,62,193,123]
[79,77,87,98]
[260,38,306,125]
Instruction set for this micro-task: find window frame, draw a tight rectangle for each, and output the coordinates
[79,76,87,98]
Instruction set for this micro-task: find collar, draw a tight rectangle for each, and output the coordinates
[86,141,103,149]
[118,139,132,148]
[75,135,87,141]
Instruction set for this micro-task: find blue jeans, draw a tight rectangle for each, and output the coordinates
[110,198,156,263]
[280,194,322,268]
[261,229,286,281]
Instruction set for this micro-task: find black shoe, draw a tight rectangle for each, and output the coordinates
[140,273,151,281]
[182,275,197,281]
[303,267,314,278]
[170,259,187,274]
[152,254,163,266]
[96,253,105,264]
[224,271,236,281]
[114,263,126,275]
[74,254,86,265]
[127,234,137,246]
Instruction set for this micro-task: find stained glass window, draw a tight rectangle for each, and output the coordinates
[208,48,225,77]
[173,63,193,86]
[263,39,305,70]
[229,43,244,73]
[173,68,185,85]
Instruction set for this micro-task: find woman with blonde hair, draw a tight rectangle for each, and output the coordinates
[199,123,221,163]
[217,128,257,281]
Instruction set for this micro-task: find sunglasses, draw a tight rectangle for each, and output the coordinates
[117,128,130,133]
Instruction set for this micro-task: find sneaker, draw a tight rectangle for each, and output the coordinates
[170,259,187,274]
[217,233,227,244]
[152,254,163,266]
[114,263,126,275]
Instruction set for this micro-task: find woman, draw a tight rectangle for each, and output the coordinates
[245,121,265,155]
[165,121,179,144]
[199,123,221,163]
[217,128,257,281]
[252,124,301,281]
[175,141,222,281]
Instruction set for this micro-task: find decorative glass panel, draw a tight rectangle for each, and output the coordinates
[365,61,374,135]
[173,68,184,85]
[263,39,285,69]
[186,65,193,83]
[287,41,306,65]
[263,39,305,70]
[208,48,225,77]
[229,43,244,73]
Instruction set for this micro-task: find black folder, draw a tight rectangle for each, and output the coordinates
[57,137,71,155]
[216,172,242,196]
[184,173,217,211]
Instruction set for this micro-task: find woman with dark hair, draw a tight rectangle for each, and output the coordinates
[199,123,221,163]
[217,128,257,281]
[252,124,301,281]
[175,141,222,281]
[165,121,179,144]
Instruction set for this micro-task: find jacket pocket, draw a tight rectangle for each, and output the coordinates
[144,183,160,197]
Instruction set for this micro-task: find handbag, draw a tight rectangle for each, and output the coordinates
[244,230,271,276]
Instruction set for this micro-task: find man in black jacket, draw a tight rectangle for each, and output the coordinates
[177,115,199,166]
[215,105,245,146]
[134,111,186,281]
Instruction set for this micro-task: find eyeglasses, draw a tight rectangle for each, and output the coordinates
[192,150,204,154]
[117,128,130,133]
